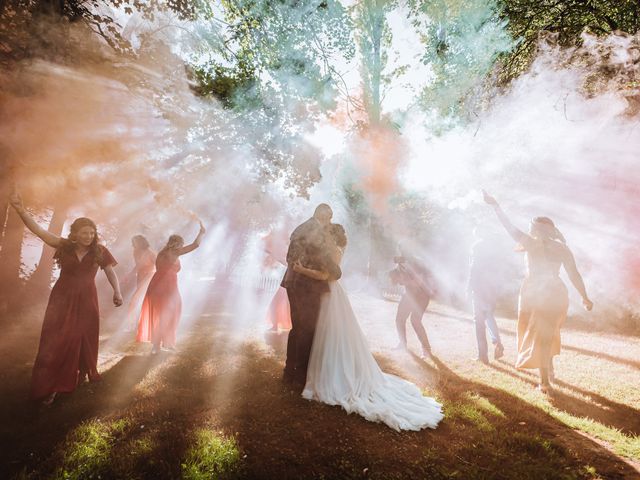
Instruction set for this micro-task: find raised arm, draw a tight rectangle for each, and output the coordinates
[176,221,206,256]
[483,191,533,248]
[9,192,62,248]
[561,246,593,311]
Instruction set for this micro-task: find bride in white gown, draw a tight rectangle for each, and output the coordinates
[292,224,444,432]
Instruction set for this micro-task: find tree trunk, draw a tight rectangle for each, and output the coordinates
[26,202,67,294]
[0,199,8,252]
[0,206,25,312]
[36,0,66,16]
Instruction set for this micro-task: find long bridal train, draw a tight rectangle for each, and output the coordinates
[303,282,444,432]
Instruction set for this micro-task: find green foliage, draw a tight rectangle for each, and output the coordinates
[0,1,215,63]
[193,0,354,106]
[353,0,397,123]
[408,0,513,117]
[181,429,241,480]
[500,0,640,82]
[186,0,354,196]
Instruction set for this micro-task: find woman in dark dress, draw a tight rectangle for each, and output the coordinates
[137,221,205,354]
[9,192,123,405]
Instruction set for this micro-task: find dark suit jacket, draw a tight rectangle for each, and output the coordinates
[281,218,342,293]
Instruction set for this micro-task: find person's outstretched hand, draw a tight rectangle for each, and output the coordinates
[482,190,498,206]
[9,191,25,213]
[582,297,593,311]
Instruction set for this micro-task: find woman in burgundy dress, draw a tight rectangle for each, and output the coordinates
[9,192,123,405]
[137,221,205,353]
[125,235,156,332]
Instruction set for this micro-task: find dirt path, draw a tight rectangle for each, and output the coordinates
[1,289,638,479]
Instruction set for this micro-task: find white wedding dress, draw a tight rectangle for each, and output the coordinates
[302,282,444,431]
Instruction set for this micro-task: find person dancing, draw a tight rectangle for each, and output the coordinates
[484,191,593,393]
[9,192,123,405]
[137,220,205,354]
[467,227,505,364]
[390,248,436,359]
[124,235,156,332]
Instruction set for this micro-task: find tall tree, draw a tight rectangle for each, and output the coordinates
[0,206,25,311]
[190,0,354,196]
[25,199,67,294]
[354,0,396,126]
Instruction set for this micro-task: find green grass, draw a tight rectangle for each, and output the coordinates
[456,362,640,462]
[56,418,130,480]
[181,429,241,480]
[444,392,504,433]
[549,410,640,459]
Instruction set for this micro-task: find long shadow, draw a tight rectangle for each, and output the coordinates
[2,353,163,478]
[212,343,640,480]
[488,361,640,435]
[7,315,639,480]
[4,313,238,480]
[130,320,238,480]
[217,342,436,480]
[430,310,640,371]
[560,345,640,371]
[404,352,639,480]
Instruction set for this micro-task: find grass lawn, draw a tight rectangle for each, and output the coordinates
[1,291,638,480]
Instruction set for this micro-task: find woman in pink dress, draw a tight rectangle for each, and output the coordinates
[9,192,123,405]
[137,221,205,353]
[263,227,291,331]
[125,235,156,332]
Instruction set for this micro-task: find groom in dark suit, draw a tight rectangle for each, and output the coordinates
[281,204,341,386]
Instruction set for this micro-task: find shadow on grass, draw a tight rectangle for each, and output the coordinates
[211,343,640,480]
[1,352,164,478]
[405,352,638,480]
[488,361,640,436]
[430,310,640,371]
[5,314,638,480]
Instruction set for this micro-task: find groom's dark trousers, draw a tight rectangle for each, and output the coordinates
[281,218,340,385]
[285,285,324,383]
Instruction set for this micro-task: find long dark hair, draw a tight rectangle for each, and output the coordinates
[329,224,347,248]
[54,217,103,266]
[532,216,566,244]
[132,234,150,251]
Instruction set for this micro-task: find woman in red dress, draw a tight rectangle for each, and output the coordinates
[137,221,205,353]
[9,192,123,405]
[125,235,156,332]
